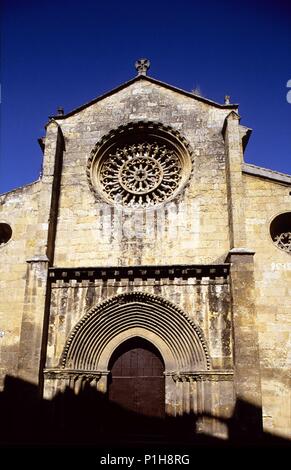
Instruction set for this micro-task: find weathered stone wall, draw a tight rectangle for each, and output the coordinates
[1,75,290,441]
[244,174,291,438]
[53,80,232,267]
[45,276,232,370]
[0,121,64,388]
[44,272,234,439]
[0,182,41,387]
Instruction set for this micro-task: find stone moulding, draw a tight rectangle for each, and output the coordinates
[86,120,194,208]
[60,291,211,372]
[43,369,107,381]
[167,371,234,382]
[43,369,234,383]
[48,263,230,282]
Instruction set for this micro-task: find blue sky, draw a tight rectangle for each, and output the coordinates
[1,0,291,194]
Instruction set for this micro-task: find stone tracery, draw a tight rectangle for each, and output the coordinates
[87,121,193,208]
[274,232,291,253]
[270,212,291,254]
[99,142,182,207]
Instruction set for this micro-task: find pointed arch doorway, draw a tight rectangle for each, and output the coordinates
[108,337,165,437]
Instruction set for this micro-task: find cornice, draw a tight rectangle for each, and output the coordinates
[49,263,230,282]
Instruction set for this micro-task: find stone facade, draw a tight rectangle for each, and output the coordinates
[0,66,290,442]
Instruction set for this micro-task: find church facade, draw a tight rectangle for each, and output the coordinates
[1,60,290,443]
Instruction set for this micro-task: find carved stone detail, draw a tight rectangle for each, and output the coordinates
[61,291,211,371]
[49,263,230,282]
[87,121,194,208]
[270,212,291,255]
[274,232,291,253]
[44,369,105,381]
[135,58,150,75]
[99,142,182,207]
[169,371,234,382]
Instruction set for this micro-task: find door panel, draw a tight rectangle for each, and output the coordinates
[108,337,165,421]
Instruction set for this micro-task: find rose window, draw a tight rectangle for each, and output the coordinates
[98,143,182,207]
[274,232,291,252]
[119,155,163,194]
[270,212,291,254]
[88,121,193,208]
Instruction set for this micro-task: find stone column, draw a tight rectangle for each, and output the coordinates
[227,248,263,438]
[165,373,176,416]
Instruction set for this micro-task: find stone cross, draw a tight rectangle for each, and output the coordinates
[135,58,150,76]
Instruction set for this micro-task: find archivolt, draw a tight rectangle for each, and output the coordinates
[61,292,210,372]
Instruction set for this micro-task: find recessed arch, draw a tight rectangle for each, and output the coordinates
[61,292,211,372]
[98,328,174,370]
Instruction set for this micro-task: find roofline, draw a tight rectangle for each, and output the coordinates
[0,179,40,197]
[242,163,291,184]
[48,75,238,120]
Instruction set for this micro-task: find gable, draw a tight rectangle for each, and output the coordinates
[49,75,237,121]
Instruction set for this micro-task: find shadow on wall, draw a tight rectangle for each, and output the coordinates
[0,375,290,450]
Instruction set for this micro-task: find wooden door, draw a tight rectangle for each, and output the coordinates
[108,337,165,437]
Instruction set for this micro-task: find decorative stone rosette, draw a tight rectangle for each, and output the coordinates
[274,232,291,253]
[87,122,193,208]
[99,142,182,207]
[270,212,291,254]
